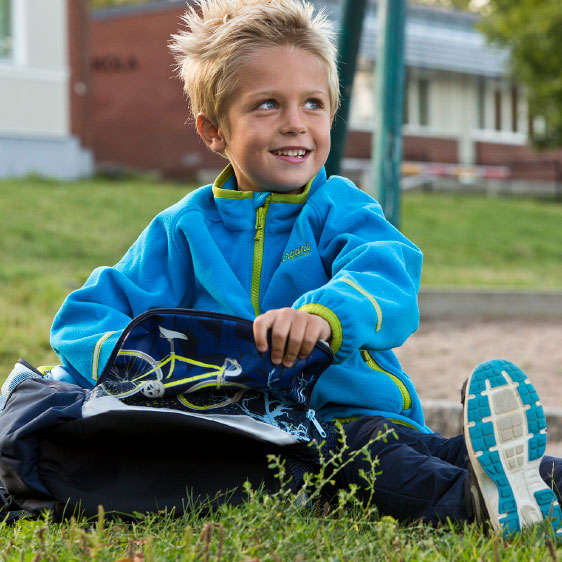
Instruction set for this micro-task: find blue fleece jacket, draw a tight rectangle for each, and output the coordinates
[51,165,429,431]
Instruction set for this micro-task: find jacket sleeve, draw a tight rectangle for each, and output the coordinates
[292,182,423,363]
[50,210,194,387]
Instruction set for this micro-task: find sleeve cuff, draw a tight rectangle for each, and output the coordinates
[298,303,343,355]
[92,331,118,381]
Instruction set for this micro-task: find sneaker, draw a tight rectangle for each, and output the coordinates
[463,359,562,536]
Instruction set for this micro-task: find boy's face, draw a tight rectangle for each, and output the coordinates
[202,46,332,193]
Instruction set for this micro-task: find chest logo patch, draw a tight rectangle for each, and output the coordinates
[283,242,311,262]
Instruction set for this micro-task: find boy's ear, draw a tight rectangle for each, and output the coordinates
[196,113,227,153]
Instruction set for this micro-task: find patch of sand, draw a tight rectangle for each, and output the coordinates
[395,319,562,410]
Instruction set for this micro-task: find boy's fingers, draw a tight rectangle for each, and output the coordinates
[298,316,331,358]
[254,309,331,367]
[282,319,307,367]
[269,313,291,365]
[298,328,320,359]
[253,313,273,352]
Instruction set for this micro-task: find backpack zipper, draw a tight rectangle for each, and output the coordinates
[306,408,327,438]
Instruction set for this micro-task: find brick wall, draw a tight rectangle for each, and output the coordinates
[344,131,458,163]
[91,6,224,178]
[476,142,562,181]
[402,135,458,163]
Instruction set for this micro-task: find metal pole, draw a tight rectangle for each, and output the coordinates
[372,0,407,228]
[325,0,369,178]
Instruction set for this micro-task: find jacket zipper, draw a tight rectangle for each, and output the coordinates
[251,196,271,316]
[360,349,412,411]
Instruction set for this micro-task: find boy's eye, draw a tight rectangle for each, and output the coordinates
[304,98,324,110]
[256,99,277,110]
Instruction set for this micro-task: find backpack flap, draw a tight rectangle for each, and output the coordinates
[98,308,333,404]
[94,309,334,444]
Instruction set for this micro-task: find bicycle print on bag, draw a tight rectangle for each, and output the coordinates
[94,309,333,442]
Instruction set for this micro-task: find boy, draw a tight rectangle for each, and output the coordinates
[47,0,562,535]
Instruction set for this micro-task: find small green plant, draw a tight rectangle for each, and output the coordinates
[263,421,395,520]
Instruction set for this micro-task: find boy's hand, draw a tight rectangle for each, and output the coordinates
[253,308,332,368]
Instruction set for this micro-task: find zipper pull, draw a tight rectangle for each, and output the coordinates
[306,408,327,438]
[254,205,265,241]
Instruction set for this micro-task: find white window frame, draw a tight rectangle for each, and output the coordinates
[0,0,27,66]
[0,0,12,60]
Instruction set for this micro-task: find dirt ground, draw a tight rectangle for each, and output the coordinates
[394,318,562,454]
[394,318,562,410]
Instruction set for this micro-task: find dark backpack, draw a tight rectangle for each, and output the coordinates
[0,309,333,520]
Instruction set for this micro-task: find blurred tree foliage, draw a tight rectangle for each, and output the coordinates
[479,0,562,149]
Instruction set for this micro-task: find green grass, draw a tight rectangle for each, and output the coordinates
[402,192,562,288]
[1,502,560,561]
[0,176,189,375]
[1,178,562,559]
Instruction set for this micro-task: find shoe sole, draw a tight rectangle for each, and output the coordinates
[463,359,562,536]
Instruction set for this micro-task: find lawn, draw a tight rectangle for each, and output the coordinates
[0,176,188,377]
[2,176,561,379]
[402,192,562,288]
[1,177,562,559]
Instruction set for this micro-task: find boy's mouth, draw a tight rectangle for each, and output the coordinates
[270,148,311,160]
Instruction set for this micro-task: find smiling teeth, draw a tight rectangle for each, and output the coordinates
[273,149,307,157]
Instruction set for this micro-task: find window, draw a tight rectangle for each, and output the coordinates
[511,86,519,133]
[494,88,502,131]
[418,78,429,126]
[0,0,11,59]
[528,111,534,137]
[477,77,486,129]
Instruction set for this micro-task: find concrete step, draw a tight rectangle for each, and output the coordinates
[422,399,562,456]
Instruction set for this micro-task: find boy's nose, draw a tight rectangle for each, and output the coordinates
[280,108,306,135]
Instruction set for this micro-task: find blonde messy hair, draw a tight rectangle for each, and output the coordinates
[170,0,339,130]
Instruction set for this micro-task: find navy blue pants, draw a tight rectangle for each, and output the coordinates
[334,416,562,524]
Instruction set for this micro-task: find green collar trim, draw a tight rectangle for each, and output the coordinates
[212,163,314,203]
[212,165,253,199]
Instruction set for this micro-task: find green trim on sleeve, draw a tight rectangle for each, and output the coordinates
[92,331,116,381]
[338,277,382,332]
[298,303,343,355]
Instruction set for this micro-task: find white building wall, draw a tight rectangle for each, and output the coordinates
[0,0,92,179]
[0,0,69,138]
[349,65,529,166]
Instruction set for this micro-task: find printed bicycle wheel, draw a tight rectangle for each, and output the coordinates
[101,349,164,399]
[176,382,248,411]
